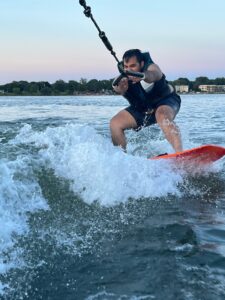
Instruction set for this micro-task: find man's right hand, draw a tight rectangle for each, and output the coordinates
[113,77,129,95]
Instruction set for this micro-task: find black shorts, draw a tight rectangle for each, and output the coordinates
[125,93,181,130]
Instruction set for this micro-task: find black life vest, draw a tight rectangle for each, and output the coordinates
[123,52,175,111]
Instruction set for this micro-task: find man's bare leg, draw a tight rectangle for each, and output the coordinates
[155,105,183,153]
[110,110,137,150]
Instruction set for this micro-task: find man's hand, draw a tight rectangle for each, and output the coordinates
[128,74,144,84]
[113,77,129,94]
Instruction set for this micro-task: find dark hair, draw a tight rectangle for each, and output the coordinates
[122,49,143,64]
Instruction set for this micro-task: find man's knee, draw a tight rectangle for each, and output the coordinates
[110,116,119,128]
[155,106,175,124]
[110,110,137,131]
[110,117,124,133]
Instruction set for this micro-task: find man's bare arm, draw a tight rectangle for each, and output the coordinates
[143,64,163,83]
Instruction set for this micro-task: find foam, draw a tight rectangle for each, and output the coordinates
[0,156,48,277]
[13,123,183,206]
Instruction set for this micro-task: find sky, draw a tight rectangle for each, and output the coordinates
[0,0,225,84]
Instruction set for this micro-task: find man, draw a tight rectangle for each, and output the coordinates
[111,49,183,153]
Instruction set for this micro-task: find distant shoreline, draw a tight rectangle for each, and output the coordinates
[0,76,224,96]
[1,91,225,97]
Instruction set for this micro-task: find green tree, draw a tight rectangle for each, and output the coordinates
[68,80,80,94]
[86,79,100,92]
[9,81,21,94]
[18,81,29,94]
[29,82,39,95]
[12,87,21,95]
[214,77,225,85]
[99,79,113,91]
[40,86,52,95]
[79,78,87,92]
[195,76,210,84]
[52,80,67,94]
[173,77,190,86]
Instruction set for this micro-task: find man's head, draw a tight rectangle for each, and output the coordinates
[122,49,144,72]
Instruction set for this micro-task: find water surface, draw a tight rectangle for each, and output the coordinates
[0,94,225,299]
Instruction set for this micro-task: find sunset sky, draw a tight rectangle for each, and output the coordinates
[1,0,225,83]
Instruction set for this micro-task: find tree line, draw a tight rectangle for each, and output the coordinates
[0,79,114,96]
[0,76,225,96]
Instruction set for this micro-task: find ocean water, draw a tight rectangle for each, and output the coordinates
[0,94,225,299]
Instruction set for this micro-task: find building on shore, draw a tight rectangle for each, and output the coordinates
[175,85,189,93]
[0,90,5,94]
[198,85,225,93]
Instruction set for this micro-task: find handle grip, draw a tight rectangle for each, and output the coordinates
[117,62,144,79]
[125,70,145,78]
[112,71,145,87]
[112,74,125,86]
[112,71,145,86]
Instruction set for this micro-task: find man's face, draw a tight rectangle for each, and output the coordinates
[123,56,144,72]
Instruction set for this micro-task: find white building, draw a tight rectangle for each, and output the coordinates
[198,85,225,93]
[175,85,189,93]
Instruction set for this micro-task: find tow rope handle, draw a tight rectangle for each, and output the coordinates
[79,0,145,86]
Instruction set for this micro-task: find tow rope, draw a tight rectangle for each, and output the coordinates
[79,0,120,64]
[79,0,144,85]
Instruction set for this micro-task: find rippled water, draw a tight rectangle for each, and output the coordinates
[0,94,225,299]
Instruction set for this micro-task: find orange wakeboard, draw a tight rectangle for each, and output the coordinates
[150,145,225,168]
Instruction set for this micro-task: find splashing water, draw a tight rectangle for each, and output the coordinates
[12,123,183,205]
